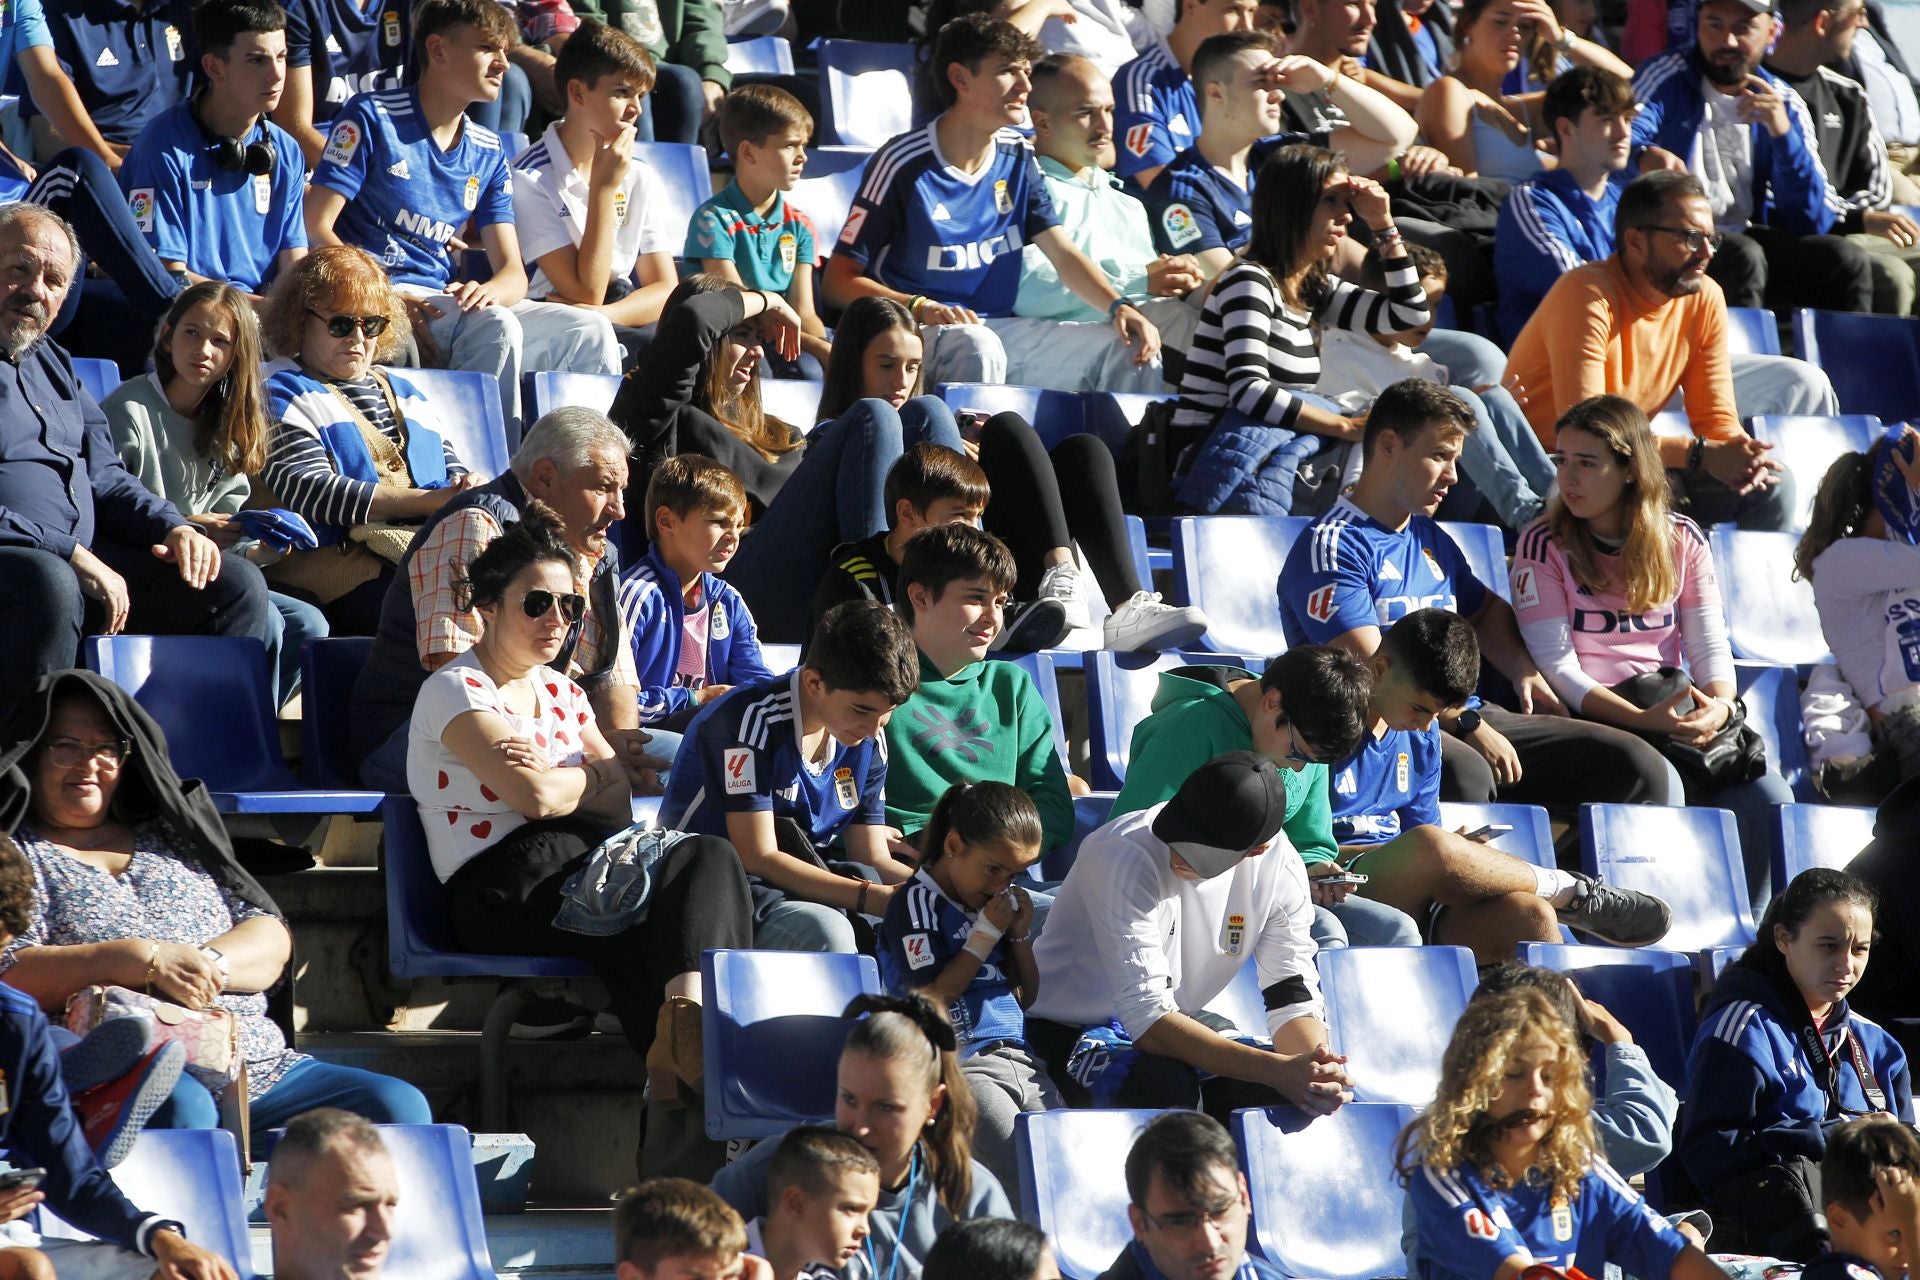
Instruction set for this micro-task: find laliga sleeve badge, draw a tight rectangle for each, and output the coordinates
[1221,913,1246,957]
[1550,1197,1573,1242]
[833,766,858,810]
[993,179,1012,214]
[383,9,400,45]
[254,172,272,215]
[128,188,156,233]
[904,933,934,970]
[321,121,360,167]
[710,603,729,640]
[464,174,480,211]
[1161,202,1202,249]
[722,746,756,795]
[778,231,797,274]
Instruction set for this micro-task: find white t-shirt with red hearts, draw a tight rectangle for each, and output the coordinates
[408,651,595,882]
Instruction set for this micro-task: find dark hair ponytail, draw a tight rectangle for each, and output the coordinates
[1736,866,1878,987]
[919,781,1042,867]
[842,992,976,1212]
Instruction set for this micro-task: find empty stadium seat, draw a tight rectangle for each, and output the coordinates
[1772,801,1873,888]
[1726,306,1783,357]
[1750,414,1882,531]
[703,948,881,1138]
[1086,649,1259,790]
[1437,521,1512,601]
[71,356,121,404]
[1580,804,1757,954]
[395,367,514,471]
[1201,959,1271,1041]
[1517,942,1697,1087]
[818,41,916,149]
[85,635,382,814]
[1649,409,1693,439]
[378,1125,498,1280]
[1317,946,1478,1105]
[1016,1108,1163,1280]
[41,1129,255,1274]
[525,369,620,422]
[633,142,715,264]
[1237,1103,1420,1280]
[301,636,375,790]
[760,377,824,430]
[723,34,794,75]
[1737,661,1813,799]
[1793,308,1920,421]
[936,382,1087,448]
[1171,516,1306,656]
[1043,791,1117,881]
[788,145,873,253]
[1709,528,1833,666]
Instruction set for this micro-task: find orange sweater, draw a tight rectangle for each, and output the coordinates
[1506,256,1741,449]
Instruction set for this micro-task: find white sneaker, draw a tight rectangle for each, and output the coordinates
[1103,591,1209,652]
[1036,560,1092,631]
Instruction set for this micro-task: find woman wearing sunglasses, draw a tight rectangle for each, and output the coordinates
[408,502,753,1171]
[258,246,484,635]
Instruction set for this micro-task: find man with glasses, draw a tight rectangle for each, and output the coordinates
[1100,1111,1270,1280]
[1766,0,1920,315]
[0,202,273,725]
[1106,644,1422,949]
[1507,170,1823,531]
[1631,0,1874,315]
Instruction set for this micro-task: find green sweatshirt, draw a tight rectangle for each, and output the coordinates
[883,651,1074,851]
[1110,666,1339,866]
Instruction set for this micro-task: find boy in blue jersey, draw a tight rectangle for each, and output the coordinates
[0,0,118,181]
[29,0,191,160]
[1112,0,1258,189]
[305,0,620,434]
[1807,1115,1920,1280]
[820,13,1162,390]
[660,600,921,955]
[272,0,410,166]
[1330,609,1671,961]
[1277,378,1672,815]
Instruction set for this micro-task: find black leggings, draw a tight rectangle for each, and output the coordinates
[447,821,754,1057]
[976,415,1143,607]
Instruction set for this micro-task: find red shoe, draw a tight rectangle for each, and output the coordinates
[72,1041,185,1168]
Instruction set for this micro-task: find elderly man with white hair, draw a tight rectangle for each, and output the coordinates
[0,202,274,724]
[349,404,663,793]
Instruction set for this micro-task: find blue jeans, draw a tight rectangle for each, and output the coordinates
[266,590,330,707]
[637,61,707,144]
[1321,893,1423,946]
[149,1056,432,1129]
[750,881,856,954]
[724,395,963,641]
[1455,383,1556,530]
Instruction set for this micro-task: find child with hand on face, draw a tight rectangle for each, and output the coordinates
[1804,1114,1920,1280]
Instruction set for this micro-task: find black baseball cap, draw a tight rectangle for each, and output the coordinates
[1151,752,1290,879]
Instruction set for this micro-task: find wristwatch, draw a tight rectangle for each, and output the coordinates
[1453,708,1483,736]
[198,946,231,990]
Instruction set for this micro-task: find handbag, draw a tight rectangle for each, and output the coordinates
[64,985,239,1086]
[1609,667,1768,794]
[335,370,430,566]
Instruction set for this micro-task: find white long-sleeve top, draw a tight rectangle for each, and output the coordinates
[1812,535,1920,710]
[1028,805,1322,1042]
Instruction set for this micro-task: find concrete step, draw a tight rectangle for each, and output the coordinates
[246,1207,616,1280]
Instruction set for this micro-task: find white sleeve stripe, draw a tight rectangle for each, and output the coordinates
[1512,186,1587,270]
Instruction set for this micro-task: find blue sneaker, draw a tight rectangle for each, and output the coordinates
[59,1016,153,1095]
[74,1041,185,1168]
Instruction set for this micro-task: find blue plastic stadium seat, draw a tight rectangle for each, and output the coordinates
[818,41,916,149]
[1237,1103,1420,1280]
[1737,662,1813,799]
[761,643,801,672]
[936,383,1087,449]
[1435,802,1555,869]
[1317,946,1478,1105]
[1726,306,1782,357]
[85,635,382,814]
[1080,392,1165,458]
[1043,791,1117,882]
[301,637,375,790]
[1793,308,1920,421]
[71,356,121,404]
[1171,516,1308,657]
[1772,802,1874,889]
[760,378,824,431]
[702,948,881,1138]
[789,146,873,254]
[525,370,621,423]
[378,1125,498,1280]
[1002,651,1070,769]
[1750,414,1883,532]
[1086,649,1258,791]
[1649,408,1693,439]
[1437,521,1511,601]
[1580,804,1757,955]
[393,367,514,471]
[41,1129,255,1274]
[1201,959,1270,1039]
[723,34,794,76]
[633,142,714,263]
[1709,528,1833,666]
[1518,943,1697,1087]
[1016,1109,1164,1280]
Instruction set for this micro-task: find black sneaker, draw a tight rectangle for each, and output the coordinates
[991,598,1071,653]
[1559,873,1672,947]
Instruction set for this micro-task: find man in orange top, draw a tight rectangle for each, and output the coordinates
[1505,169,1826,531]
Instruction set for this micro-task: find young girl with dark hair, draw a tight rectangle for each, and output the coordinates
[876,782,1059,1196]
[1680,867,1914,1260]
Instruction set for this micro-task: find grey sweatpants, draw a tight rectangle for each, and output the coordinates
[964,1043,1064,1195]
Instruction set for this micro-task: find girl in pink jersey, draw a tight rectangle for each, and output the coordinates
[1509,395,1791,913]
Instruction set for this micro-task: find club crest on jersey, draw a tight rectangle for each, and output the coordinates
[613,189,629,226]
[1395,752,1410,792]
[1550,1198,1573,1241]
[1161,202,1202,249]
[1222,913,1246,956]
[383,9,400,45]
[710,603,729,640]
[1306,583,1337,623]
[128,189,155,233]
[322,121,360,167]
[1125,123,1154,157]
[165,25,183,59]
[778,231,797,273]
[993,179,1011,214]
[722,747,756,795]
[1513,565,1539,609]
[463,175,480,211]
[253,172,272,214]
[904,933,934,970]
[833,766,858,810]
[1421,548,1445,581]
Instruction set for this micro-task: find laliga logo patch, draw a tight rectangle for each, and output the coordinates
[904,933,934,970]
[1513,565,1538,610]
[1125,123,1153,156]
[722,746,756,795]
[128,188,156,233]
[1463,1209,1498,1242]
[322,121,360,167]
[1161,201,1201,249]
[1306,583,1337,624]
[839,206,867,246]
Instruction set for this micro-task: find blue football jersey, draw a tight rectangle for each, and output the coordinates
[39,0,190,146]
[309,87,514,291]
[119,102,306,293]
[283,0,409,123]
[1329,724,1442,847]
[877,870,1026,1055]
[836,123,1060,318]
[1408,1157,1688,1280]
[1145,134,1307,257]
[1112,40,1199,182]
[1278,497,1491,648]
[661,671,889,849]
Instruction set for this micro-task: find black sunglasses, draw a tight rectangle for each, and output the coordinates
[308,308,390,339]
[521,589,586,623]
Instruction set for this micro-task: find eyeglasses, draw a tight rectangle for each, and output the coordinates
[521,589,586,623]
[1137,1198,1248,1235]
[44,737,131,768]
[1281,719,1314,766]
[1643,226,1723,254]
[308,309,390,339]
